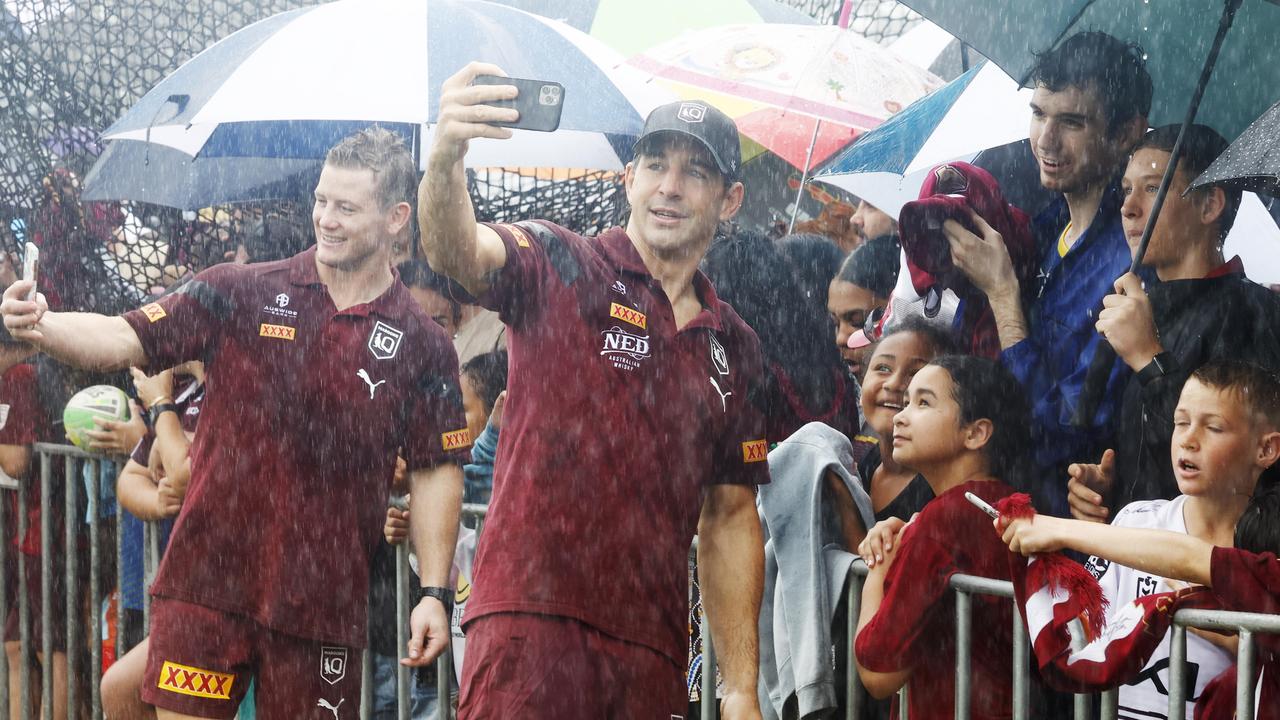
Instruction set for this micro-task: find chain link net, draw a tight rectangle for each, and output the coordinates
[0,0,920,312]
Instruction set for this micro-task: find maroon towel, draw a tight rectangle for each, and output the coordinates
[898,162,1036,358]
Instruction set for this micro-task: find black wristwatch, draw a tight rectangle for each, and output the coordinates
[416,585,454,616]
[148,402,179,425]
[1137,351,1173,385]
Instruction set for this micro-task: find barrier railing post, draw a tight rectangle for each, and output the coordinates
[1167,624,1188,720]
[1068,618,1090,720]
[847,569,864,720]
[64,456,79,719]
[18,473,31,720]
[955,589,972,720]
[40,454,52,720]
[898,684,909,720]
[701,628,716,720]
[395,542,410,720]
[1100,688,1119,720]
[0,481,8,718]
[360,599,373,720]
[115,482,125,663]
[1236,630,1255,720]
[88,456,103,720]
[1011,594,1029,720]
[436,640,452,720]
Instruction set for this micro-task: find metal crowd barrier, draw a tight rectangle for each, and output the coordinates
[699,559,1280,720]
[10,446,1279,720]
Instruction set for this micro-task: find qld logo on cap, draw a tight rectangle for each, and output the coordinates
[677,102,707,123]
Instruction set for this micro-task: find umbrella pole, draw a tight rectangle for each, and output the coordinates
[1129,0,1242,271]
[787,119,823,234]
[1073,0,1243,429]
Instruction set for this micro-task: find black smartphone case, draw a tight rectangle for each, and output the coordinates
[471,75,565,133]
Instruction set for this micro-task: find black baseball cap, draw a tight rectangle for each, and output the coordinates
[633,101,742,181]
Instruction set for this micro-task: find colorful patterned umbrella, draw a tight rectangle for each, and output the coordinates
[629,24,942,171]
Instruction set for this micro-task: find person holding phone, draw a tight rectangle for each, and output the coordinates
[419,63,769,719]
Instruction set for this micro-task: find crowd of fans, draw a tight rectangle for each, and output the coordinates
[0,28,1275,720]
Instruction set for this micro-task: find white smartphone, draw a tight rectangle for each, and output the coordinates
[964,491,1000,520]
[21,242,38,301]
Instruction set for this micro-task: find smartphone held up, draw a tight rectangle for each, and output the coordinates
[471,75,565,133]
[22,242,38,302]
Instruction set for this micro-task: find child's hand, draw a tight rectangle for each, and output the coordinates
[391,455,408,494]
[997,515,1066,555]
[1067,449,1114,523]
[385,506,410,545]
[858,516,908,569]
[489,391,507,431]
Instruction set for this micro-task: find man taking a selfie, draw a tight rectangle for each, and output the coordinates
[416,63,770,719]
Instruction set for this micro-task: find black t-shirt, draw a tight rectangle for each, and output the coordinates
[858,444,934,523]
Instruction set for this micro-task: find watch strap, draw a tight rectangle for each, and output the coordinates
[1137,352,1173,385]
[416,585,454,616]
[149,402,179,425]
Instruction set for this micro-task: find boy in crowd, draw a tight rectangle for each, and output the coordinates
[1070,126,1280,518]
[942,32,1151,516]
[0,128,467,716]
[421,64,769,718]
[1000,361,1280,719]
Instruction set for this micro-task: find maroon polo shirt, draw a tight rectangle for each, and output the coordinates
[464,221,771,667]
[122,247,469,646]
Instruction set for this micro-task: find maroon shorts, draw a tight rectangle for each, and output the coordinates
[457,612,686,719]
[141,598,360,719]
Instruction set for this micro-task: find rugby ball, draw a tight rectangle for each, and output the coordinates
[63,385,131,450]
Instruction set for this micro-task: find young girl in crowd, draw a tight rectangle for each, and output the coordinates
[857,318,957,522]
[855,355,1039,719]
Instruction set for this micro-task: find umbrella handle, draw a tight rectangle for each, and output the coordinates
[787,119,824,234]
[1074,0,1242,429]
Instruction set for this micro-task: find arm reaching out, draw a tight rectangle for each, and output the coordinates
[1,281,145,370]
[997,515,1213,586]
[418,63,515,296]
[698,483,765,720]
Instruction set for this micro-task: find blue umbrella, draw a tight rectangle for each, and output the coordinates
[98,0,671,171]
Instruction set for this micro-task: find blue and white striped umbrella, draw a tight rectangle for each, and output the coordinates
[100,0,672,171]
[813,61,1031,217]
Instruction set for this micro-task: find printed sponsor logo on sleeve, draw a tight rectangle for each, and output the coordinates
[442,428,473,451]
[741,439,768,463]
[157,660,234,700]
[259,323,296,341]
[503,224,532,248]
[141,303,167,323]
[609,302,647,330]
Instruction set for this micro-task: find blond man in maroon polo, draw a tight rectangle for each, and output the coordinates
[1,128,467,718]
[418,63,769,719]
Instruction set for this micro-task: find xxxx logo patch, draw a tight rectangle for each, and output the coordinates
[157,660,234,700]
[609,302,646,330]
[442,428,472,451]
[741,439,768,463]
[258,323,296,341]
[141,303,167,323]
[502,224,533,248]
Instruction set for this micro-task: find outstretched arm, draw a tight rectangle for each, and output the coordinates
[418,63,514,296]
[998,515,1213,586]
[698,483,765,720]
[1,281,145,370]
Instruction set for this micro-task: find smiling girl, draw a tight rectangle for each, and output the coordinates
[854,355,1038,719]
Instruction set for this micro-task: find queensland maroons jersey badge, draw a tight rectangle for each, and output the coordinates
[709,334,729,376]
[320,646,348,685]
[368,321,404,360]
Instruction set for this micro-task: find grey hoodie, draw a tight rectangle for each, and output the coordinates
[757,422,875,720]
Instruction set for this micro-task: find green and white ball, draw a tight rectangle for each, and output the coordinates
[63,385,131,450]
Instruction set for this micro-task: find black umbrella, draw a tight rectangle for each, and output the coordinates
[1191,98,1280,197]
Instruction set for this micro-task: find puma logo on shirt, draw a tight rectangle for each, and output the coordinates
[356,369,385,399]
